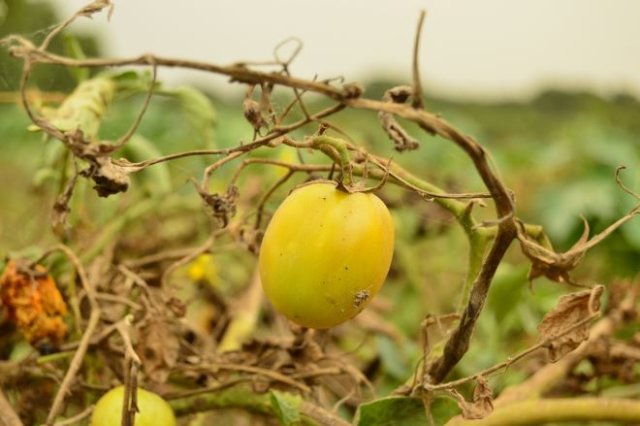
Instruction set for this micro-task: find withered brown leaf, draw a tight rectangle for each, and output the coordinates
[538,285,604,362]
[85,157,131,197]
[136,319,180,383]
[197,185,239,228]
[517,217,590,286]
[450,375,494,420]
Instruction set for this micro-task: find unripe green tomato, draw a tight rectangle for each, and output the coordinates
[91,385,176,426]
[259,182,395,328]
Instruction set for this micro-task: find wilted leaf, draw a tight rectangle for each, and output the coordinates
[269,390,302,426]
[136,320,180,383]
[449,376,494,420]
[470,376,493,418]
[86,157,131,197]
[48,76,116,140]
[51,170,79,238]
[197,185,239,227]
[517,217,590,285]
[378,87,420,152]
[354,396,428,426]
[538,285,604,361]
[243,97,267,133]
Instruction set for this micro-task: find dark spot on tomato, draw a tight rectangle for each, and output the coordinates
[353,290,369,308]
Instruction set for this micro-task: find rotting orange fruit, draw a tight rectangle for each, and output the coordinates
[259,181,395,329]
[0,259,68,351]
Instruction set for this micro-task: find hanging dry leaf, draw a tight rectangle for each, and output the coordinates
[135,319,180,383]
[517,217,590,285]
[87,157,131,197]
[518,203,640,286]
[419,313,460,361]
[196,185,239,228]
[538,285,604,361]
[378,86,420,152]
[449,375,494,420]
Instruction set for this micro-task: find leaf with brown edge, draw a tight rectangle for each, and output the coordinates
[517,217,590,286]
[538,285,604,362]
[449,375,494,420]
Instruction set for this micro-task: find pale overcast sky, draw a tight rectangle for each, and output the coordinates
[57,0,640,100]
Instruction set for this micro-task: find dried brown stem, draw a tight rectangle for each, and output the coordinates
[110,60,157,152]
[412,10,427,109]
[45,310,100,425]
[44,245,101,425]
[52,404,94,426]
[190,363,311,393]
[10,49,347,99]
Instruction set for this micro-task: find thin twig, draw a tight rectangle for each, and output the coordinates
[157,233,217,288]
[45,245,101,425]
[110,60,157,152]
[412,10,427,109]
[45,310,100,426]
[52,404,94,426]
[254,170,294,229]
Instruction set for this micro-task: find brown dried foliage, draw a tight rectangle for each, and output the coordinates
[538,285,604,361]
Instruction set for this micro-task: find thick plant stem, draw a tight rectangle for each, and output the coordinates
[446,398,640,426]
[309,135,354,186]
[427,223,516,383]
[169,385,349,426]
[457,229,493,312]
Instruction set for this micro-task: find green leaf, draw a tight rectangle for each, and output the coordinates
[269,390,302,426]
[62,34,89,83]
[354,396,428,426]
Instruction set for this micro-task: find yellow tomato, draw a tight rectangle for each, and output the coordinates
[91,386,176,426]
[259,182,394,328]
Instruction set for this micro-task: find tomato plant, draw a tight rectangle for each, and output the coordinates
[3,2,640,425]
[91,386,176,426]
[259,181,395,328]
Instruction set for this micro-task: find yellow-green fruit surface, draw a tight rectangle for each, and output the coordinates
[91,385,176,426]
[259,182,395,328]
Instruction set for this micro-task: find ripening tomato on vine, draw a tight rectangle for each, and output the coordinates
[258,181,395,329]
